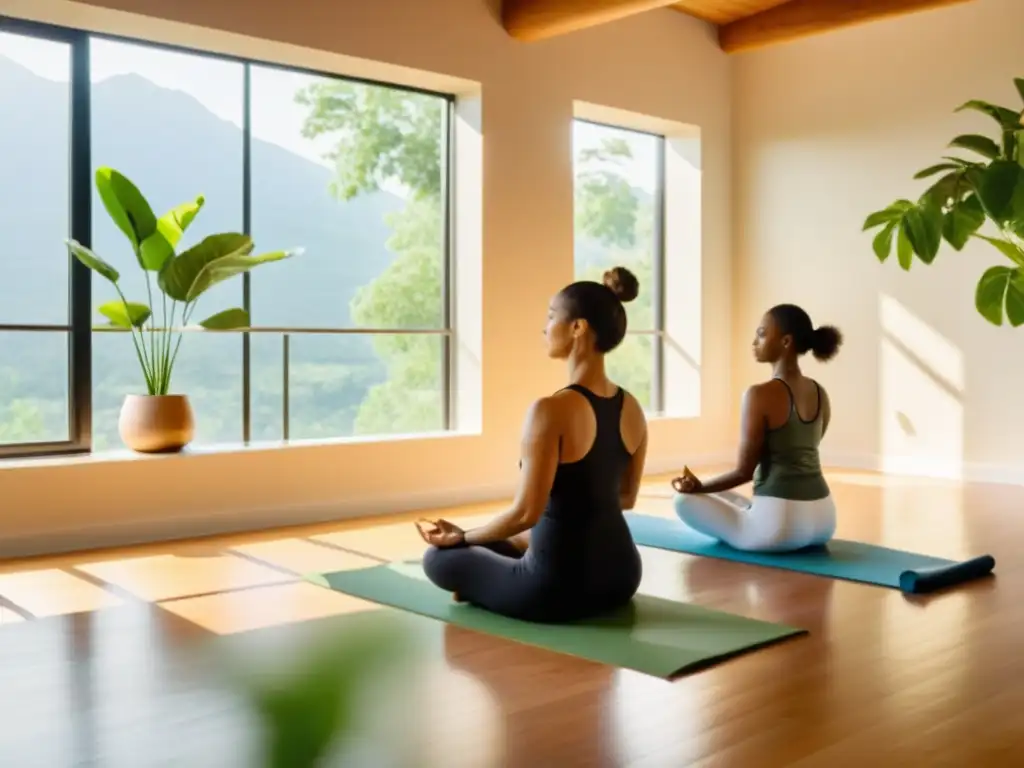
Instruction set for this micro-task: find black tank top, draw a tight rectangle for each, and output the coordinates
[525,384,642,607]
[544,384,631,523]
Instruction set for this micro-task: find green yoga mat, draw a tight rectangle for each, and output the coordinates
[306,561,806,678]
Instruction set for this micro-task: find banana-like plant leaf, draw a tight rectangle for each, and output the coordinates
[157,233,255,302]
[98,300,151,329]
[956,100,1021,130]
[198,307,250,330]
[186,249,300,302]
[95,167,157,252]
[158,196,205,249]
[65,239,119,283]
[138,231,175,272]
[943,194,985,250]
[873,221,897,262]
[136,196,207,273]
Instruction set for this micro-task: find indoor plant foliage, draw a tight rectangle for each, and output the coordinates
[863,77,1024,327]
[66,167,299,451]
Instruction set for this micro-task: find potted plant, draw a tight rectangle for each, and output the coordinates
[66,167,300,453]
[863,77,1024,327]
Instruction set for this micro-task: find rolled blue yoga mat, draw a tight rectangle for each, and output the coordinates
[625,513,996,594]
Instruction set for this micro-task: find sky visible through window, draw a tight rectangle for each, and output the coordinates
[1,31,657,195]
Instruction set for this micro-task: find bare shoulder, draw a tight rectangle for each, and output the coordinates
[818,383,831,407]
[525,394,563,422]
[743,381,776,405]
[620,389,647,425]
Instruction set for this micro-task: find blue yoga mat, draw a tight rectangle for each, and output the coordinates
[626,513,995,594]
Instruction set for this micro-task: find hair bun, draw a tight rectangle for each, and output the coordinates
[810,325,843,362]
[602,267,639,303]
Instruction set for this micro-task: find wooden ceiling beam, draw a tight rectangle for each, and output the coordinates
[503,0,681,42]
[718,0,976,54]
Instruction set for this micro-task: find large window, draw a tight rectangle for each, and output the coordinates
[572,120,665,412]
[0,18,453,457]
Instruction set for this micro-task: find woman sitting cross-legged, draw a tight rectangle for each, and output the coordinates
[416,267,648,623]
[672,304,842,553]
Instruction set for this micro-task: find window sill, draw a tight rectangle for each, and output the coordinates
[0,429,481,471]
[646,411,700,423]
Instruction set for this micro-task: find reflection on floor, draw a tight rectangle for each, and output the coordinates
[0,470,1019,766]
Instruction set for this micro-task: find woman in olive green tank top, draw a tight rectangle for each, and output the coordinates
[671,304,843,552]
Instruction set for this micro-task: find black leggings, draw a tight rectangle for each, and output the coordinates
[422,539,636,623]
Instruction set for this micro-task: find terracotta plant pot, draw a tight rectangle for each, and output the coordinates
[118,394,195,453]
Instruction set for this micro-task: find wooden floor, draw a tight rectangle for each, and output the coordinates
[0,469,1021,766]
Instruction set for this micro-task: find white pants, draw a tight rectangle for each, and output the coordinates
[673,491,837,553]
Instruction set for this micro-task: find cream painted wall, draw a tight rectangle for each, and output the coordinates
[733,0,1024,483]
[0,0,732,556]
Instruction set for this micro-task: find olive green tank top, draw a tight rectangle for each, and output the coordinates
[751,378,831,502]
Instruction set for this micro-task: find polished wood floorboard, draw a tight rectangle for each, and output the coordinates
[0,469,1021,766]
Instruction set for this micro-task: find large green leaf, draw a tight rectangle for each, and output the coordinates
[98,300,151,329]
[1002,129,1018,160]
[136,197,207,273]
[187,250,298,302]
[913,162,961,180]
[975,265,1024,326]
[976,266,1013,325]
[138,232,174,272]
[157,233,254,302]
[95,167,157,252]
[873,220,897,262]
[942,194,985,250]
[65,239,119,283]
[1015,78,1024,104]
[974,234,1024,267]
[924,170,965,206]
[896,224,913,270]
[949,134,1000,160]
[956,100,1021,130]
[902,198,943,263]
[976,160,1024,225]
[1009,274,1024,326]
[863,200,912,230]
[198,307,250,330]
[158,196,205,249]
[137,195,208,274]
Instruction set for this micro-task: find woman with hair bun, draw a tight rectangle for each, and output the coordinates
[672,304,843,552]
[416,267,648,622]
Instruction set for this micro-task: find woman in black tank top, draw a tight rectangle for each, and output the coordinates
[416,268,649,623]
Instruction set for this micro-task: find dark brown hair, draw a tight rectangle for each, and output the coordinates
[559,266,639,353]
[769,303,843,362]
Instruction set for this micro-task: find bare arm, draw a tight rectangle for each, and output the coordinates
[463,398,561,546]
[693,387,765,495]
[820,386,831,437]
[618,401,648,511]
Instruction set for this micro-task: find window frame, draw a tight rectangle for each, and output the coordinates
[572,118,668,414]
[0,15,456,458]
